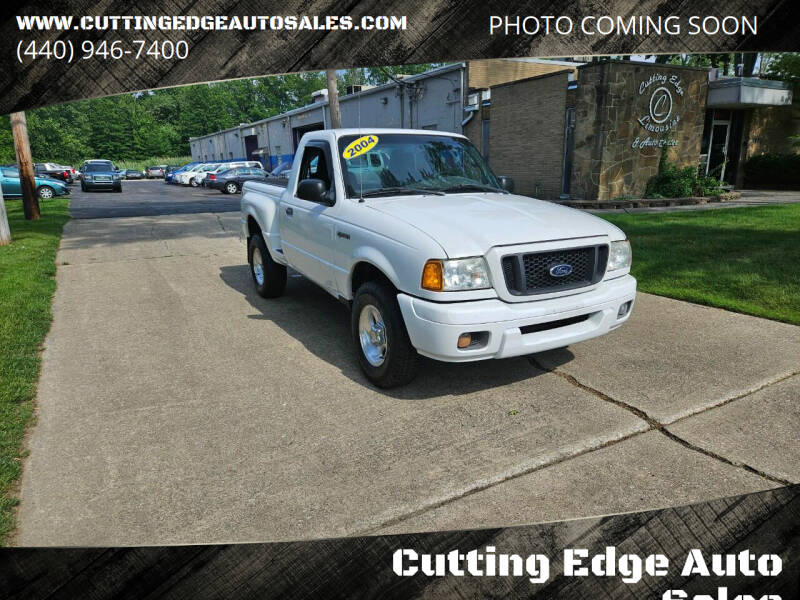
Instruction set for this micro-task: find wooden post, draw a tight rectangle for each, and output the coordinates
[326,69,341,129]
[0,188,10,246]
[10,111,40,221]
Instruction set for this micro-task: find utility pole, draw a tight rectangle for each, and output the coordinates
[326,69,341,129]
[10,111,40,221]
[0,188,10,246]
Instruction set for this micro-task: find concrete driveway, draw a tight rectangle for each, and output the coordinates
[15,183,800,545]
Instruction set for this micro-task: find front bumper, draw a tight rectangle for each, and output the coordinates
[397,275,636,362]
[83,178,120,189]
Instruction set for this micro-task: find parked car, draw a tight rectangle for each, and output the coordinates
[124,169,144,180]
[145,165,167,178]
[200,161,262,187]
[34,162,72,183]
[0,165,69,199]
[268,161,293,180]
[163,165,181,183]
[241,129,635,387]
[80,159,122,192]
[206,166,268,193]
[165,164,189,183]
[181,163,220,187]
[174,163,207,186]
[57,165,78,182]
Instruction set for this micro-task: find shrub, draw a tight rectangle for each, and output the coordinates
[645,160,724,198]
[744,153,800,187]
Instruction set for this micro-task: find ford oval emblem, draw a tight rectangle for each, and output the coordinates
[549,264,573,278]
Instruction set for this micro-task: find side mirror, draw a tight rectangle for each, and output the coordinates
[497,175,515,193]
[297,178,333,205]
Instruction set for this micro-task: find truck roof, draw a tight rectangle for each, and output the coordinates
[315,128,468,140]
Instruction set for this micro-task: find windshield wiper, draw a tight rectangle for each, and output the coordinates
[358,186,445,198]
[440,183,507,194]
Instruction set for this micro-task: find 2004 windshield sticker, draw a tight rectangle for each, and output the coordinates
[343,135,379,160]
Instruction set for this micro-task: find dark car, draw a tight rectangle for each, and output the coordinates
[163,165,181,183]
[81,160,122,192]
[124,169,144,180]
[34,162,72,183]
[206,167,268,194]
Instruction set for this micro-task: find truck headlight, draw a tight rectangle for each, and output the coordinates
[421,257,491,291]
[607,240,632,271]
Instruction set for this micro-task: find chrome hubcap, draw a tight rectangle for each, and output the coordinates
[40,188,53,198]
[252,248,265,285]
[359,304,388,367]
[226,183,237,193]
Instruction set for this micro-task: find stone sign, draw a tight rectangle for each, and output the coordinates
[632,72,686,149]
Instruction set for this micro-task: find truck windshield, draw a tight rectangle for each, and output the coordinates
[85,163,114,172]
[337,134,502,197]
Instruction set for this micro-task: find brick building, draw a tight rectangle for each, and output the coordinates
[193,58,797,201]
[466,60,796,201]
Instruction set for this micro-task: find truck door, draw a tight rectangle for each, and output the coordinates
[280,142,338,293]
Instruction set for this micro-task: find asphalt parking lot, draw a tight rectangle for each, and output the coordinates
[14,181,800,545]
[70,178,239,219]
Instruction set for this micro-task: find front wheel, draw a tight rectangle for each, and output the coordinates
[248,233,287,298]
[351,282,420,388]
[224,182,239,194]
[37,186,54,199]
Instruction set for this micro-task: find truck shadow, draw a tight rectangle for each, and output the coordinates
[219,265,575,399]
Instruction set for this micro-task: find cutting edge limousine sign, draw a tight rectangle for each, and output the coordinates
[632,72,685,149]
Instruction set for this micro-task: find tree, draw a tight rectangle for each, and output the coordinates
[761,53,800,82]
[10,112,39,221]
[0,64,448,163]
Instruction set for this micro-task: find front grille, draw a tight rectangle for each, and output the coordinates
[502,245,608,295]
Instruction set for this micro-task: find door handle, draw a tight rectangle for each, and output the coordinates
[337,231,350,240]
[285,206,293,216]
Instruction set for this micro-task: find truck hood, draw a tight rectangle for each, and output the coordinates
[367,193,625,257]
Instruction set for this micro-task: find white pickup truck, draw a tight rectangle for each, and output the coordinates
[241,129,636,387]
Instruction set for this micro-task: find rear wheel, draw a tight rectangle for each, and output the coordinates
[351,281,420,388]
[248,233,287,298]
[37,186,54,199]
[224,182,239,194]
[189,177,199,187]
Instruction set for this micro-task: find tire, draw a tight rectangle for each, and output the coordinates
[351,281,420,388]
[114,184,122,193]
[37,186,55,199]
[189,177,199,187]
[224,182,239,194]
[247,233,287,298]
[81,182,87,192]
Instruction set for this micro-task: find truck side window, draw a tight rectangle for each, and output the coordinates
[298,146,331,190]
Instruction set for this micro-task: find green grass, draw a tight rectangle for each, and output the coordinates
[115,155,192,171]
[0,197,69,544]
[601,204,800,325]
